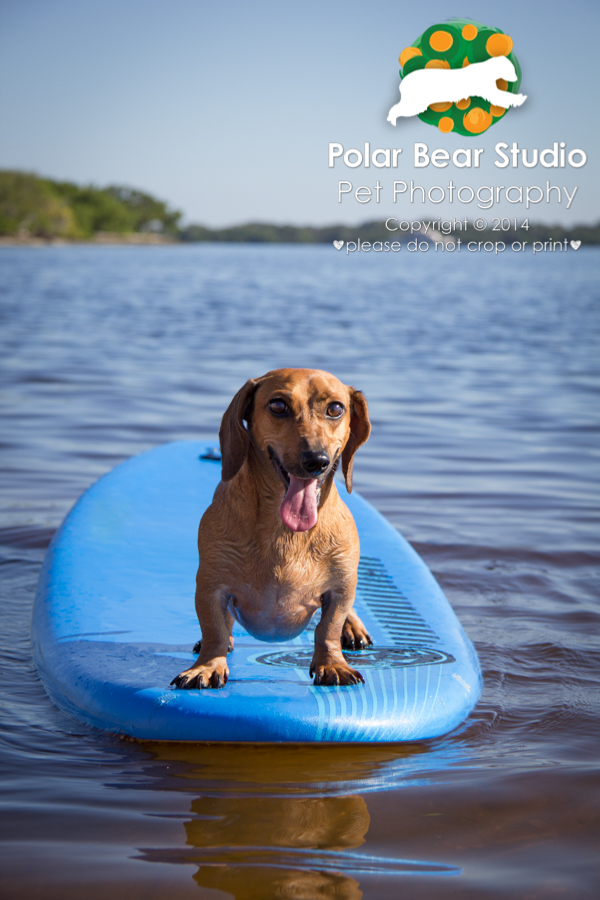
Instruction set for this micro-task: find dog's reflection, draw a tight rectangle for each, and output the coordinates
[187,793,369,899]
[136,742,419,898]
[194,866,362,899]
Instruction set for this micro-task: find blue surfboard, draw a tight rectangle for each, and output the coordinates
[32,441,481,742]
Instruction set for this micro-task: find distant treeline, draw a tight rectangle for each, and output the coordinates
[0,171,181,239]
[181,220,600,245]
[1,171,598,245]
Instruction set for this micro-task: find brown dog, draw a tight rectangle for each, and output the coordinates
[171,368,372,690]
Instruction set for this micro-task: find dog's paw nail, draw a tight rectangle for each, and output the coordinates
[193,640,202,653]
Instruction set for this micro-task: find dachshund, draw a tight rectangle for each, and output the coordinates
[171,368,372,689]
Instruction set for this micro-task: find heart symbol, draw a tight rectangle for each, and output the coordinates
[570,240,581,250]
[333,240,344,250]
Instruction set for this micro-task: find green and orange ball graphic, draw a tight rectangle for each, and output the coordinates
[398,18,522,136]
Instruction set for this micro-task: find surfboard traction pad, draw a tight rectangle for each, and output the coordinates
[33,441,482,743]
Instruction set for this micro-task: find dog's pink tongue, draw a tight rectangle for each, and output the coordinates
[280,475,319,532]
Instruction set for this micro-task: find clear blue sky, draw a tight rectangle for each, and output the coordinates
[0,0,598,226]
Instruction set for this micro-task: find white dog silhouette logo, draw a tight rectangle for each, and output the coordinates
[388,56,526,124]
[388,19,525,135]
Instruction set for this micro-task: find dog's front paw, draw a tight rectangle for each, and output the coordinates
[310,661,365,686]
[341,618,373,651]
[171,658,229,689]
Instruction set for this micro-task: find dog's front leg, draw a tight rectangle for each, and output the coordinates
[171,579,231,689]
[310,590,365,686]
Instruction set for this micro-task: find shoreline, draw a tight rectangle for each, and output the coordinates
[0,232,176,247]
[1,223,599,247]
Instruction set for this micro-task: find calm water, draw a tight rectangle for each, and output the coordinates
[0,244,599,899]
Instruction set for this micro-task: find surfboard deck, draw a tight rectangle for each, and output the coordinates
[32,441,481,742]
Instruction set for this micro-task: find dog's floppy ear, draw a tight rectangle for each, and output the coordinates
[341,389,371,493]
[219,378,262,481]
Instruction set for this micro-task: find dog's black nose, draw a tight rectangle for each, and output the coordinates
[301,450,330,476]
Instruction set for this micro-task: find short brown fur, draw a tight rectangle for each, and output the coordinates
[171,368,372,689]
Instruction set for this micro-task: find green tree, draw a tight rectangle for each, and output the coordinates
[105,186,182,235]
[0,171,76,237]
[50,181,136,236]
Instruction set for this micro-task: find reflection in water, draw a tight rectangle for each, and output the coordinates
[137,742,461,898]
[194,866,362,900]
[185,794,370,851]
[188,795,368,899]
[139,738,441,792]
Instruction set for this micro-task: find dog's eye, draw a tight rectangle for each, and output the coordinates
[326,402,345,419]
[269,399,288,416]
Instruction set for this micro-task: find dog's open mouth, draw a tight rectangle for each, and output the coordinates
[268,448,332,533]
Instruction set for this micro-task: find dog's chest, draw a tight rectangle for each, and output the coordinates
[230,547,327,613]
[234,559,326,607]
[228,570,323,642]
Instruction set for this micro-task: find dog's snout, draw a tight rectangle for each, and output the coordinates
[301,450,330,476]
